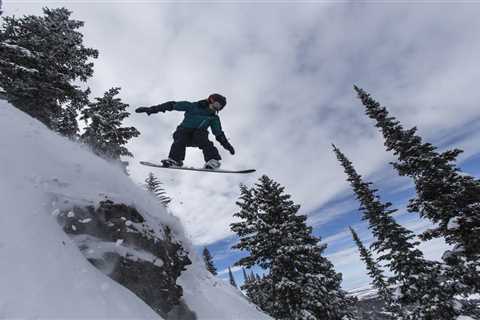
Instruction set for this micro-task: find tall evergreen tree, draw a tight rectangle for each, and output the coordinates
[228,266,237,288]
[0,7,98,129]
[202,247,217,276]
[52,91,89,140]
[80,87,139,169]
[349,227,403,319]
[230,184,258,267]
[231,176,354,320]
[53,104,80,139]
[354,86,480,294]
[144,172,172,207]
[334,145,458,319]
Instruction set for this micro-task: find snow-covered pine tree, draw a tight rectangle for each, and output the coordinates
[202,247,217,276]
[52,91,89,140]
[230,184,258,268]
[54,105,80,139]
[144,172,172,207]
[80,87,139,170]
[231,175,354,320]
[349,227,403,319]
[240,268,268,310]
[334,145,459,319]
[228,266,237,288]
[0,7,98,129]
[242,273,273,313]
[354,86,480,295]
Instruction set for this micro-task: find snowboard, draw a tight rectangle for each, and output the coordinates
[140,161,256,174]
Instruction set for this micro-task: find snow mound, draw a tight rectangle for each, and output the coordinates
[0,101,269,319]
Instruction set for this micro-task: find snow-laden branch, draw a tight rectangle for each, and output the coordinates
[0,42,36,58]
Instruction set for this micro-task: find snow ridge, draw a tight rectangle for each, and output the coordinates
[0,101,270,319]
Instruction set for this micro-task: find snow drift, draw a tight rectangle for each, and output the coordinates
[0,100,269,319]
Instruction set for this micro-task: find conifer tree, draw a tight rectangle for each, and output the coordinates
[349,227,403,319]
[354,86,480,294]
[241,275,269,312]
[242,274,272,312]
[202,247,217,276]
[228,266,237,288]
[241,270,269,310]
[0,7,98,129]
[54,105,80,139]
[334,145,458,319]
[144,172,172,207]
[80,87,139,169]
[52,91,89,139]
[230,184,258,267]
[231,175,354,320]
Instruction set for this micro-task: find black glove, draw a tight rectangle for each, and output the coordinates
[135,101,176,115]
[216,134,235,155]
[226,144,235,155]
[149,101,176,113]
[135,107,153,115]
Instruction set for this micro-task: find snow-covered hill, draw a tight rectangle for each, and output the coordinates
[0,100,269,319]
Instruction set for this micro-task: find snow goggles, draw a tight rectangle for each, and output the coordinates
[210,101,224,111]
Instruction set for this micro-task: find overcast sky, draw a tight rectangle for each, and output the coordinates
[4,1,480,290]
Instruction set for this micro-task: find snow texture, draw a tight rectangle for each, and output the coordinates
[0,101,270,319]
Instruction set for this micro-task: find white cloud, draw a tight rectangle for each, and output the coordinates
[4,2,479,253]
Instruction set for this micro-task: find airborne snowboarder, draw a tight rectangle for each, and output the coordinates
[135,94,235,170]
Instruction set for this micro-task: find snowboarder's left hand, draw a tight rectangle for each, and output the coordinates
[216,133,235,155]
[226,144,235,155]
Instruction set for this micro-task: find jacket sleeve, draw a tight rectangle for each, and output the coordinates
[210,116,224,137]
[149,101,194,113]
[172,101,194,112]
[211,117,231,146]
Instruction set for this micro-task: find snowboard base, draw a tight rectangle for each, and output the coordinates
[140,161,256,174]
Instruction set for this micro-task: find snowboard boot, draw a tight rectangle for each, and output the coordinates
[161,158,183,167]
[204,159,221,170]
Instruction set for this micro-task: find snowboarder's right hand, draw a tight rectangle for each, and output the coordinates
[136,102,176,115]
[135,107,153,115]
[150,101,176,113]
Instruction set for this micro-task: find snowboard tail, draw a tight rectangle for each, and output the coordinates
[140,161,256,174]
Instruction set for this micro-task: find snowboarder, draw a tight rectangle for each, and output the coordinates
[135,94,235,170]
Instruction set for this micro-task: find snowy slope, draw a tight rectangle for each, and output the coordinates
[178,255,267,319]
[0,100,269,319]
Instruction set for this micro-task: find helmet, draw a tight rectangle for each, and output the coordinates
[208,93,227,111]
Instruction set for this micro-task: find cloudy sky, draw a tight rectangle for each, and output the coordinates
[4,1,480,290]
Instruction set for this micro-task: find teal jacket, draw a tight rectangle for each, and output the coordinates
[147,99,234,152]
[152,100,224,137]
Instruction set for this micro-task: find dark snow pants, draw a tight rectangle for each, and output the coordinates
[169,127,221,162]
